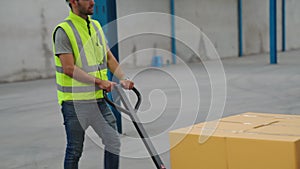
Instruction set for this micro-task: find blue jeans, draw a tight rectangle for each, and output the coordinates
[61,100,120,169]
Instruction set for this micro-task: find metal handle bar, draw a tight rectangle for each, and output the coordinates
[103,85,167,169]
[103,85,142,113]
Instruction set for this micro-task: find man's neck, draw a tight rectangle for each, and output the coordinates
[78,13,88,20]
[72,9,88,20]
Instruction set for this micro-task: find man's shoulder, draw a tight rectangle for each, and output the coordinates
[57,20,71,27]
[53,21,68,35]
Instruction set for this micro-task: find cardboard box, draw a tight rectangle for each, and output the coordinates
[169,112,300,169]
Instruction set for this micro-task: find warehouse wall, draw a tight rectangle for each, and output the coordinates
[0,0,299,82]
[242,0,283,55]
[117,0,300,65]
[0,0,68,82]
[116,0,171,67]
[174,0,238,60]
[286,0,300,50]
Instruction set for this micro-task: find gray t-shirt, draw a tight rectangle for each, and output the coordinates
[54,27,109,56]
[54,27,72,56]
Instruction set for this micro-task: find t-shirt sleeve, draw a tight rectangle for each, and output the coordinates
[54,27,73,56]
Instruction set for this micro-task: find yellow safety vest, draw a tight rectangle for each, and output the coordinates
[53,11,108,105]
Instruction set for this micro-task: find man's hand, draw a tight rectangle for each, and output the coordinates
[96,79,117,92]
[120,80,134,90]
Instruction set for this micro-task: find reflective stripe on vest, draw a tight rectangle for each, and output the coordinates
[57,84,100,93]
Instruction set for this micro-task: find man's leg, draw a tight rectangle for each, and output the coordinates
[104,150,119,169]
[90,101,120,169]
[61,102,87,169]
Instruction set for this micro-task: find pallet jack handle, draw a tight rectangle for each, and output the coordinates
[103,85,167,169]
[103,86,141,113]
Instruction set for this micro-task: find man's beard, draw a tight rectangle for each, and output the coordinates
[78,3,93,16]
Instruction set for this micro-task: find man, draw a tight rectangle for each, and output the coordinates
[52,0,134,168]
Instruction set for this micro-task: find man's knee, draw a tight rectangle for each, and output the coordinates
[104,135,121,155]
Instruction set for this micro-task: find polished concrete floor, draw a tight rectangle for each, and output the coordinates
[1,50,300,169]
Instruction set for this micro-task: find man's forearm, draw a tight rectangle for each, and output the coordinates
[67,65,102,85]
[107,50,126,80]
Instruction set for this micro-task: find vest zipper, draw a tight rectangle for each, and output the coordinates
[86,18,91,36]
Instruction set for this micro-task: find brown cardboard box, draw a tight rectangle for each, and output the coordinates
[169,112,300,169]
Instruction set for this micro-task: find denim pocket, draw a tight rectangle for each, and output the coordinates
[61,102,77,124]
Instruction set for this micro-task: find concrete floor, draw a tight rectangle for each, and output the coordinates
[1,50,300,169]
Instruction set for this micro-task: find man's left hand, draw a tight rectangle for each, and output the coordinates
[120,80,134,90]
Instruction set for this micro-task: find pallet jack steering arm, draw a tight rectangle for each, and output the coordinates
[103,85,167,169]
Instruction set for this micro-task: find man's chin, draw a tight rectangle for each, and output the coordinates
[87,9,94,15]
[86,9,94,15]
[87,12,94,15]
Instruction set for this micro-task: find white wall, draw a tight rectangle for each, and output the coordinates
[0,0,68,82]
[241,0,300,54]
[117,0,171,67]
[175,0,238,60]
[242,0,283,55]
[286,0,300,50]
[0,0,300,82]
[116,0,239,66]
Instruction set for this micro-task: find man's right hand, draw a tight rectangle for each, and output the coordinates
[95,79,117,92]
